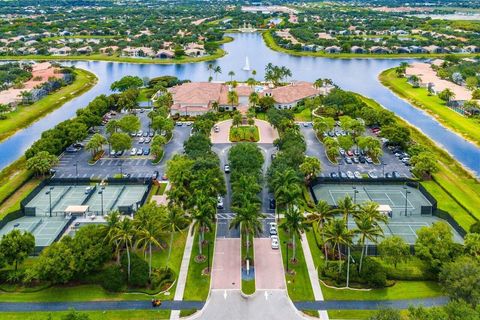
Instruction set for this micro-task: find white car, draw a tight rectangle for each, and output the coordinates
[136,130,143,137]
[217,196,224,209]
[354,171,362,179]
[224,164,230,173]
[347,171,355,179]
[214,125,220,133]
[269,222,277,235]
[130,148,137,156]
[271,235,279,249]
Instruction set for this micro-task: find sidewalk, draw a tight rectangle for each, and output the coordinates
[301,232,329,320]
[170,223,195,320]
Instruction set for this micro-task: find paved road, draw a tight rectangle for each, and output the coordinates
[254,239,285,290]
[211,238,241,290]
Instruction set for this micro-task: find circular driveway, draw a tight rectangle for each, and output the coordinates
[211,119,279,144]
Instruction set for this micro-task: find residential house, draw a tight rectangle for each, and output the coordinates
[409,46,426,54]
[396,47,411,54]
[263,81,322,109]
[156,49,175,59]
[370,46,391,54]
[76,46,92,54]
[423,45,449,54]
[325,46,341,54]
[48,46,72,55]
[350,46,365,54]
[465,45,480,53]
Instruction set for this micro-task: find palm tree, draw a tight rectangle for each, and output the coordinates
[336,195,357,225]
[136,227,161,277]
[324,219,354,274]
[251,70,256,79]
[354,213,384,272]
[86,133,107,157]
[227,90,238,110]
[102,210,121,261]
[191,207,213,257]
[280,206,310,261]
[249,92,260,108]
[271,169,302,216]
[358,201,388,227]
[213,65,222,80]
[308,200,335,262]
[228,70,235,82]
[160,206,189,270]
[314,79,324,89]
[230,202,264,259]
[207,63,214,78]
[247,77,256,89]
[111,218,135,281]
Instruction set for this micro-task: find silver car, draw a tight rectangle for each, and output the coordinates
[347,171,355,179]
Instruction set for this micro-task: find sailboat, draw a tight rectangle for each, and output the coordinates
[242,56,250,71]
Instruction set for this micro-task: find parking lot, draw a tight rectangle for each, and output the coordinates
[299,123,411,180]
[54,111,190,180]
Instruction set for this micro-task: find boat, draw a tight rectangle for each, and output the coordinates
[243,56,250,71]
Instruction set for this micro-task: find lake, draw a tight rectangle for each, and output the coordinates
[0,33,479,176]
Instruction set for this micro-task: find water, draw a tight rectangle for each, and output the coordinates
[0,33,479,176]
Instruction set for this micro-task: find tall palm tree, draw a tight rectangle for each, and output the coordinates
[102,210,122,261]
[213,65,222,80]
[324,218,354,274]
[228,70,235,82]
[358,201,388,226]
[336,195,357,225]
[249,92,260,108]
[191,207,213,256]
[136,227,161,277]
[314,79,324,89]
[280,206,310,260]
[271,169,302,215]
[161,206,189,270]
[207,63,214,78]
[251,70,256,79]
[354,213,384,272]
[111,218,135,281]
[246,77,256,89]
[230,202,264,258]
[308,200,335,262]
[227,90,238,110]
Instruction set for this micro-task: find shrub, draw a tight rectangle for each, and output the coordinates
[100,265,125,292]
[151,267,175,290]
[470,221,480,234]
[361,257,387,288]
[121,253,149,287]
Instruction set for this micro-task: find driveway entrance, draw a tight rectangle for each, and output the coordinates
[211,238,241,290]
[254,238,285,290]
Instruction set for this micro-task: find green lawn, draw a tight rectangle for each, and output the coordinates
[321,281,442,300]
[294,108,313,122]
[277,222,315,301]
[262,30,478,60]
[0,68,97,143]
[328,310,410,319]
[380,68,480,148]
[242,233,255,295]
[358,94,480,230]
[182,225,216,301]
[229,125,260,142]
[0,310,170,320]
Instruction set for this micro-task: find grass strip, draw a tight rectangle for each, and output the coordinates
[182,225,216,301]
[277,221,315,301]
[0,68,97,143]
[241,232,255,295]
[0,310,170,320]
[379,68,480,148]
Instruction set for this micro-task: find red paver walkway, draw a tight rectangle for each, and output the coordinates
[210,119,279,144]
[254,238,285,290]
[211,238,241,289]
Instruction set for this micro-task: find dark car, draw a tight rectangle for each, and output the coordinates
[340,171,348,179]
[352,157,359,164]
[152,171,159,180]
[359,156,366,163]
[385,172,392,179]
[269,198,276,210]
[115,150,124,157]
[73,143,84,149]
[65,146,80,153]
[144,148,150,155]
[392,171,401,178]
[330,172,339,179]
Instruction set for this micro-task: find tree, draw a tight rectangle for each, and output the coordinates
[106,119,120,135]
[26,151,58,176]
[213,65,222,80]
[308,200,335,261]
[337,135,354,151]
[118,114,141,134]
[299,156,321,185]
[249,92,260,108]
[466,76,478,91]
[438,88,455,102]
[0,230,34,272]
[314,78,324,88]
[227,90,238,110]
[34,241,75,284]
[230,202,264,259]
[270,169,302,212]
[160,205,189,269]
[228,70,235,82]
[313,117,335,135]
[380,124,410,149]
[191,206,213,257]
[324,219,354,273]
[111,218,135,281]
[61,309,90,320]
[464,233,480,258]
[368,308,402,320]
[232,111,242,127]
[415,222,456,273]
[85,133,107,157]
[355,212,384,272]
[378,236,410,268]
[108,132,132,152]
[110,76,143,92]
[257,96,275,111]
[281,206,310,261]
[336,195,356,225]
[440,256,480,307]
[411,152,439,179]
[70,225,111,276]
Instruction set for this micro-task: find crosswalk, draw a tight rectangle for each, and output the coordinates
[217,213,275,219]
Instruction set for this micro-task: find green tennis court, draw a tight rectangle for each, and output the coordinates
[0,216,68,247]
[312,183,432,217]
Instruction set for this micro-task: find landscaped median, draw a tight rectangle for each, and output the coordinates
[262,30,478,60]
[0,68,97,143]
[241,233,255,295]
[379,67,480,148]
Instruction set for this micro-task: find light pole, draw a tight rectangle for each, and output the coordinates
[207,240,211,273]
[284,241,289,273]
[382,162,386,178]
[352,186,359,205]
[118,162,123,177]
[404,186,411,217]
[346,246,351,287]
[99,186,105,216]
[46,186,54,217]
[74,161,78,184]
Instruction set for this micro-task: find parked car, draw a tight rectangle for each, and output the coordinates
[176,122,182,126]
[136,148,143,156]
[130,148,137,155]
[340,171,348,179]
[214,125,220,133]
[392,171,401,178]
[385,172,392,178]
[145,137,151,144]
[217,196,224,209]
[224,164,230,173]
[347,171,355,179]
[136,130,143,137]
[347,150,354,157]
[359,156,366,164]
[130,132,137,137]
[368,171,378,179]
[269,198,276,210]
[330,172,339,179]
[269,222,277,235]
[143,148,150,155]
[66,146,80,153]
[352,157,359,164]
[345,157,353,164]
[139,137,145,144]
[271,235,279,249]
[354,171,362,179]
[149,131,154,137]
[110,150,116,157]
[143,132,148,137]
[152,171,159,180]
[115,150,123,157]
[365,157,373,164]
[339,149,345,156]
